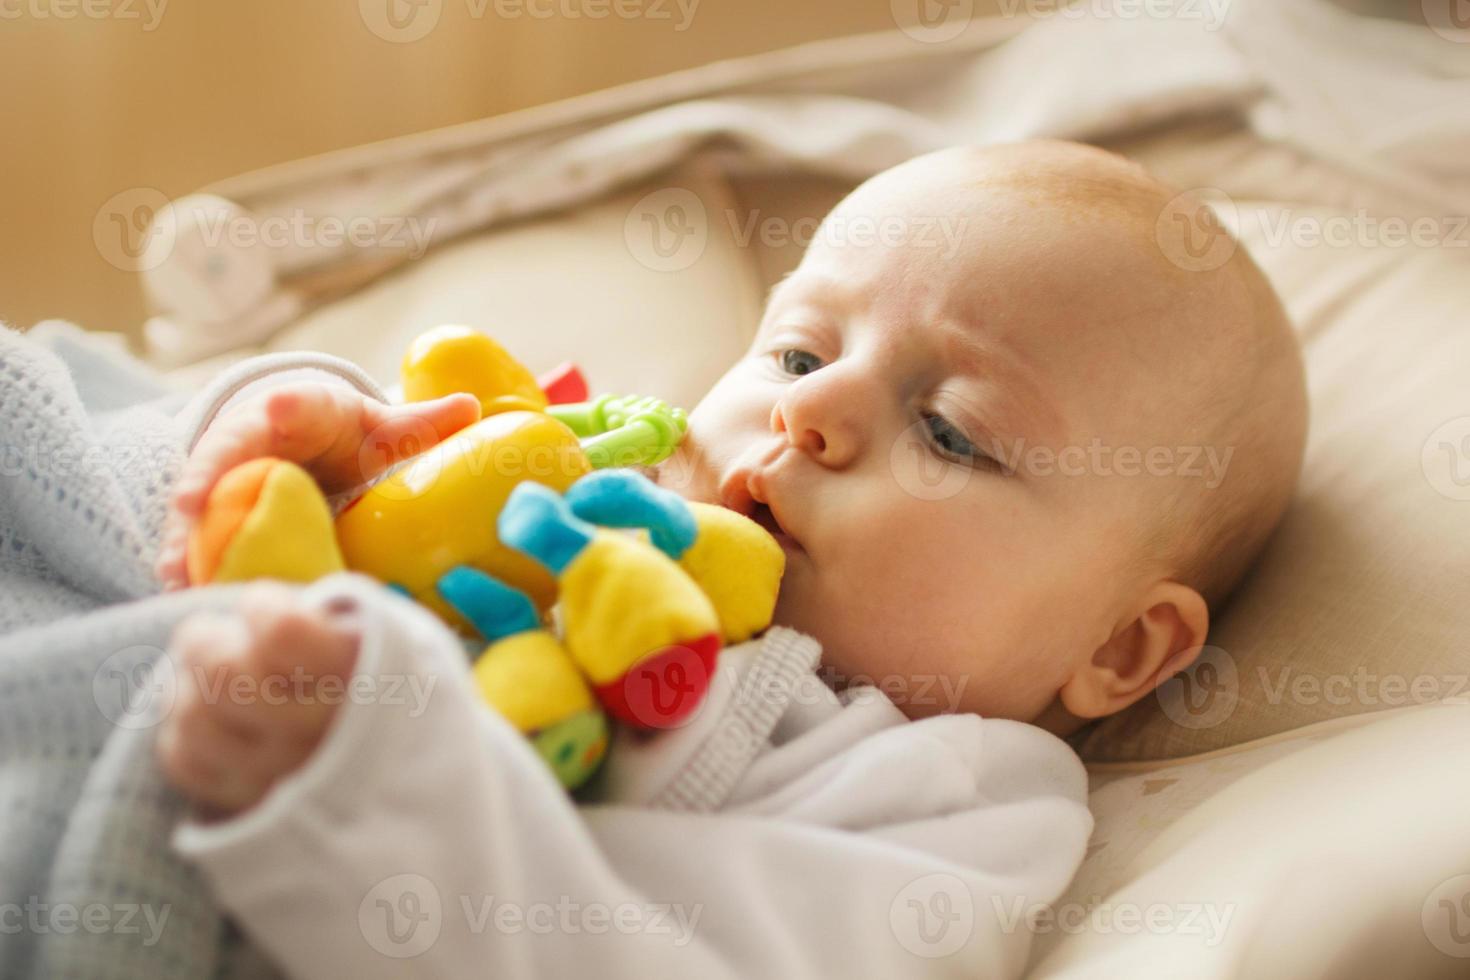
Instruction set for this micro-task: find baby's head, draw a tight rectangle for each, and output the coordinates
[657,141,1307,734]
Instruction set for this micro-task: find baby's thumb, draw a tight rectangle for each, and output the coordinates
[356,393,481,479]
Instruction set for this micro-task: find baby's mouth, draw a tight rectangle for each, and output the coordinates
[749,501,800,553]
[718,468,804,555]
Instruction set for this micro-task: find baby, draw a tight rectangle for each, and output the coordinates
[153,140,1306,977]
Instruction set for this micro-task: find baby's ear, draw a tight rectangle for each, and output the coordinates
[1058,581,1209,720]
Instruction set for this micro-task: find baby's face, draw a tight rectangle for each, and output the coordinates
[658,148,1229,725]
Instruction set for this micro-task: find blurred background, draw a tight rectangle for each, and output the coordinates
[0,1,975,336]
[0,0,1438,339]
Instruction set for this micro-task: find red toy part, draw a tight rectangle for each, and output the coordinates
[538,362,589,405]
[595,632,721,730]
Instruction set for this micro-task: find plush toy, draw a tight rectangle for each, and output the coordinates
[186,325,785,790]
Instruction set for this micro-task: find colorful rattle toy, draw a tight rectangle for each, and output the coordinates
[186,325,785,789]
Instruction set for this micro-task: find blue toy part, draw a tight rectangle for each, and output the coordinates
[498,481,597,575]
[563,469,698,560]
[436,566,541,642]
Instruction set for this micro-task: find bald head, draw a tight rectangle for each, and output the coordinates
[820,140,1308,611]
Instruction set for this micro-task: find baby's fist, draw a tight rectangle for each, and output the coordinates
[157,584,361,820]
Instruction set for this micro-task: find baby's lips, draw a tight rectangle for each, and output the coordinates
[717,467,757,517]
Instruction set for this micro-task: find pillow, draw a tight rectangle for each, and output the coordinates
[1030,704,1470,978]
[259,159,766,413]
[1071,123,1470,761]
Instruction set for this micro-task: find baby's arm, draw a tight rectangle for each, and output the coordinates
[168,576,1092,980]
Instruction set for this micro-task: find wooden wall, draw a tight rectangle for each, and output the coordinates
[1,0,936,337]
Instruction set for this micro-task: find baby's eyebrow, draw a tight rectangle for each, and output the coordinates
[942,324,1063,442]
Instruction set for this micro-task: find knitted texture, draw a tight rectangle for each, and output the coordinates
[0,323,284,980]
[651,626,821,813]
[0,327,175,632]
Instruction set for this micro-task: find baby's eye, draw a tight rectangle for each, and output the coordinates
[778,349,824,377]
[923,412,1002,471]
[924,413,975,459]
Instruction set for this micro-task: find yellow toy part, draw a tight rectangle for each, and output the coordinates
[472,629,597,733]
[333,410,591,628]
[186,457,345,585]
[401,324,547,418]
[557,531,719,688]
[678,502,785,645]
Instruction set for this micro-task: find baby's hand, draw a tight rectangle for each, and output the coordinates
[156,382,479,590]
[157,584,362,820]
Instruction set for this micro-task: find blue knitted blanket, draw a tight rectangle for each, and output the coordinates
[0,323,280,980]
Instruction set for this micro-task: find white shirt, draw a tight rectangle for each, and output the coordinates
[174,574,1093,980]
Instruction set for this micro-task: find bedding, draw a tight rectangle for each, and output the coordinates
[0,323,264,980]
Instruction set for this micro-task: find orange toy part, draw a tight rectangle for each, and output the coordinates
[185,457,276,585]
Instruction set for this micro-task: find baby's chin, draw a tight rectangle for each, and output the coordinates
[768,569,837,653]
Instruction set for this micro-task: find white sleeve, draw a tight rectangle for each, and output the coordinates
[173,574,1093,980]
[178,351,388,451]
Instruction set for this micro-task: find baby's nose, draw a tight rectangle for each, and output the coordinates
[770,372,869,469]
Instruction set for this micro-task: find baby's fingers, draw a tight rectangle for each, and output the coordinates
[157,386,351,589]
[159,612,269,813]
[235,584,362,739]
[321,393,481,493]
